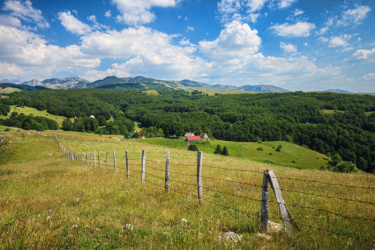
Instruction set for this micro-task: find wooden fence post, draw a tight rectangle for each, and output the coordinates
[98,150,101,168]
[94,150,96,167]
[141,150,146,184]
[197,151,203,205]
[113,150,117,173]
[268,170,293,236]
[125,150,129,178]
[106,152,108,170]
[165,150,170,192]
[260,169,270,233]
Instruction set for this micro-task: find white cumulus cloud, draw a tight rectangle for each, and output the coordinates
[278,0,297,9]
[2,0,49,28]
[271,22,315,37]
[328,34,351,47]
[360,73,375,81]
[0,25,100,80]
[338,5,371,26]
[199,20,261,62]
[58,11,92,35]
[0,14,21,27]
[245,0,267,13]
[280,42,297,53]
[111,0,179,26]
[351,47,375,62]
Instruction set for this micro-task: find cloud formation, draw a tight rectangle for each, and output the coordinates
[338,5,371,26]
[271,22,315,37]
[2,0,49,28]
[111,0,179,26]
[280,42,297,53]
[351,47,375,62]
[58,11,92,35]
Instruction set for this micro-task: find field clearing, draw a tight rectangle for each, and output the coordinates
[132,137,328,170]
[321,109,345,114]
[0,87,22,94]
[0,105,70,127]
[0,130,374,248]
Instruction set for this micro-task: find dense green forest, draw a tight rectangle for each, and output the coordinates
[1,112,59,131]
[1,89,375,172]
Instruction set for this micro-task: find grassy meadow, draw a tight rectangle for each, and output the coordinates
[132,137,328,170]
[0,129,374,248]
[0,105,69,127]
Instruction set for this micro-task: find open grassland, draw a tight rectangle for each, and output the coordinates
[0,130,374,248]
[0,105,69,127]
[0,87,22,94]
[132,137,328,170]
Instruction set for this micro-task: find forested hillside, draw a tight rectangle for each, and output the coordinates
[1,89,375,172]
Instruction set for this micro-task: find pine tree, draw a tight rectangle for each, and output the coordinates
[222,146,229,156]
[214,144,222,154]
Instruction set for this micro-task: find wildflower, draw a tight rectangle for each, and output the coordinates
[72,224,78,228]
[46,215,52,220]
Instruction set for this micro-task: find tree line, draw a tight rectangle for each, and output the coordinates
[1,89,375,172]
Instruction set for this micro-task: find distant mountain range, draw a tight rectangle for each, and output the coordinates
[324,89,352,93]
[15,76,291,93]
[22,77,89,89]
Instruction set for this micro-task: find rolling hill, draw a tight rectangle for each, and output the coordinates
[20,75,289,93]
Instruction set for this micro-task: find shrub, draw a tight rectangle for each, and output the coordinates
[222,146,229,156]
[331,161,357,173]
[188,144,198,151]
[214,144,222,154]
[275,144,282,152]
[257,147,263,151]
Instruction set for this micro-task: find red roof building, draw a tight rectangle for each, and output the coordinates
[187,136,201,141]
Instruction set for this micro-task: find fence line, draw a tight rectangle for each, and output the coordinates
[53,135,375,243]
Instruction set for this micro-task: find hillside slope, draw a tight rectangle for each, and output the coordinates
[0,131,374,249]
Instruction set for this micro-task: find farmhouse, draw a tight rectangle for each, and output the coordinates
[186,136,200,141]
[200,133,208,138]
[184,132,195,137]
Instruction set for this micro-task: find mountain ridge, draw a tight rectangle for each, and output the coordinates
[21,75,289,93]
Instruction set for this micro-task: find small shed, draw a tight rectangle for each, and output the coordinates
[187,136,200,141]
[200,133,208,139]
[184,132,195,137]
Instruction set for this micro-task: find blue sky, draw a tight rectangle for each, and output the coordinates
[0,0,374,92]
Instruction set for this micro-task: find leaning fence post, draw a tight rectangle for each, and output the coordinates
[125,150,129,178]
[113,150,117,173]
[197,151,203,205]
[165,150,170,192]
[141,150,146,184]
[260,169,270,233]
[268,170,293,236]
[98,150,101,168]
[106,152,108,170]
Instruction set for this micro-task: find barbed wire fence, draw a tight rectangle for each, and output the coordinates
[53,134,375,244]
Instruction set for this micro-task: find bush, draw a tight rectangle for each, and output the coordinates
[222,146,229,156]
[214,144,222,154]
[188,144,198,151]
[275,144,282,152]
[257,147,263,151]
[331,161,357,173]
